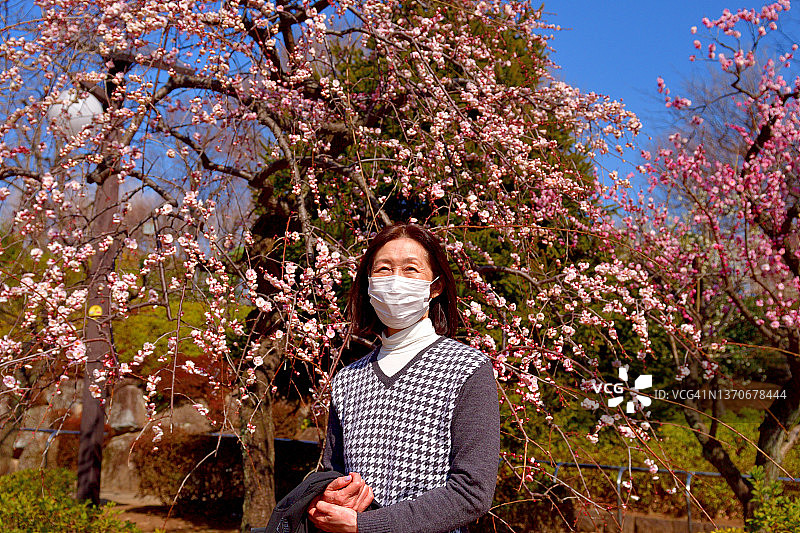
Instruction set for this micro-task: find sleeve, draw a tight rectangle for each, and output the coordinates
[355,360,501,533]
[322,399,346,473]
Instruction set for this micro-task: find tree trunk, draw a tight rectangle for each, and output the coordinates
[682,360,754,516]
[76,171,119,504]
[755,344,800,484]
[239,336,282,533]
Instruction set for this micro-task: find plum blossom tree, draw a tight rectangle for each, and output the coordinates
[609,0,800,516]
[0,0,675,529]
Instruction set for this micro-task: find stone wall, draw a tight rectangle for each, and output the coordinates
[6,378,150,493]
[3,380,323,496]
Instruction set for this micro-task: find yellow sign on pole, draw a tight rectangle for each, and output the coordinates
[88,305,103,317]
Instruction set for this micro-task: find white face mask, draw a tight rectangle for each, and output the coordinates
[368,275,437,330]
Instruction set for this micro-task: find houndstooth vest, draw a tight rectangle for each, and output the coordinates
[331,337,486,526]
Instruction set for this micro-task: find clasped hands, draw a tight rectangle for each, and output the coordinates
[307,472,374,533]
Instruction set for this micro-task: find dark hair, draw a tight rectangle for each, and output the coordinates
[347,224,458,337]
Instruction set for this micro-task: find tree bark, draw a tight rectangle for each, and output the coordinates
[682,360,754,516]
[239,335,283,533]
[76,170,119,504]
[755,342,800,483]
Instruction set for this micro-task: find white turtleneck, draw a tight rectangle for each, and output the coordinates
[377,318,441,377]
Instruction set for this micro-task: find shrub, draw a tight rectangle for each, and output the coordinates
[0,468,140,533]
[130,428,245,517]
[130,427,319,518]
[711,466,800,533]
[746,466,800,533]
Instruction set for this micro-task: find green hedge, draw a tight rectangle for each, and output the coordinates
[0,468,140,533]
[712,466,800,532]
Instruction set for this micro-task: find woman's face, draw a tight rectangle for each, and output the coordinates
[370,237,441,298]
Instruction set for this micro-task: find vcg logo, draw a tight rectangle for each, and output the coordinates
[590,367,652,413]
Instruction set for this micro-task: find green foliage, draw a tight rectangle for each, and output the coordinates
[745,466,800,533]
[113,301,209,366]
[0,468,140,533]
[711,466,800,533]
[488,401,800,531]
[115,302,253,418]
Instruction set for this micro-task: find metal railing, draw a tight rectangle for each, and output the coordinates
[535,459,800,532]
[17,427,320,462]
[17,427,84,466]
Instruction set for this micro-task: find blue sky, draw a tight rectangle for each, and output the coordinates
[542,1,776,143]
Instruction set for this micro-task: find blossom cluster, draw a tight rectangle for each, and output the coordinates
[0,0,696,504]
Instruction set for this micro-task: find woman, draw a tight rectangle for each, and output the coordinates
[307,224,501,533]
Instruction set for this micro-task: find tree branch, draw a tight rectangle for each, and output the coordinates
[314,155,392,227]
[164,122,256,182]
[129,171,179,208]
[0,166,40,181]
[258,110,315,258]
[680,358,754,510]
[476,265,540,286]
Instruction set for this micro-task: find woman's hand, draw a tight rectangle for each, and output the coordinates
[307,500,358,533]
[312,472,374,511]
[307,473,373,532]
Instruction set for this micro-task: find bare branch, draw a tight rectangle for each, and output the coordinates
[476,265,540,286]
[163,122,256,182]
[0,166,41,181]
